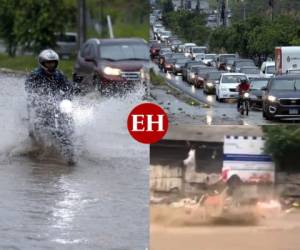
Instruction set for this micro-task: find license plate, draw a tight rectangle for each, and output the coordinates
[289,109,298,115]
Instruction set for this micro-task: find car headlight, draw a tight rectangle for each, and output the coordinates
[103,66,121,76]
[191,73,195,78]
[140,68,150,81]
[226,66,231,71]
[244,92,250,98]
[268,95,277,102]
[59,99,73,113]
[206,82,214,87]
[175,64,180,68]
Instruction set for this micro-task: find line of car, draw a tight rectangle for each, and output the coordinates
[150,12,300,121]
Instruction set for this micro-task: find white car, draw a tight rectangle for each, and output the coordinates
[160,30,172,42]
[183,43,196,57]
[260,61,275,78]
[202,53,217,66]
[190,46,207,59]
[216,73,248,102]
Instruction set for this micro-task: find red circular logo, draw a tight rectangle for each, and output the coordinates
[127,103,169,144]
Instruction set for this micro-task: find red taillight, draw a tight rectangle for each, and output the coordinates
[222,169,229,181]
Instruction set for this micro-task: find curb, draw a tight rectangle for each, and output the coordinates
[0,67,28,77]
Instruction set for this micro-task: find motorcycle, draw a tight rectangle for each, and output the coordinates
[28,95,75,165]
[239,92,250,116]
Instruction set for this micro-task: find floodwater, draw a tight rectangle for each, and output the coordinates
[0,73,149,250]
[150,205,300,250]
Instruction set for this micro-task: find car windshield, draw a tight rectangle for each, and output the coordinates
[172,40,181,44]
[271,79,300,90]
[161,31,171,36]
[241,68,260,74]
[166,59,176,64]
[191,66,204,72]
[208,72,222,80]
[172,54,186,59]
[196,68,215,74]
[205,55,216,60]
[193,48,206,53]
[250,80,268,90]
[99,43,149,61]
[161,48,171,53]
[225,59,234,64]
[236,61,255,67]
[220,55,236,62]
[266,65,275,74]
[56,34,76,42]
[176,58,190,64]
[222,75,247,83]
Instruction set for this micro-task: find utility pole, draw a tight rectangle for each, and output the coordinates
[220,0,226,26]
[269,0,274,21]
[77,0,86,50]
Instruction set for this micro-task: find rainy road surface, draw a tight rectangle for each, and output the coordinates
[150,64,300,125]
[0,73,148,250]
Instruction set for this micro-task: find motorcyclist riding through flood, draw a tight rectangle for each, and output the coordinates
[25,49,76,165]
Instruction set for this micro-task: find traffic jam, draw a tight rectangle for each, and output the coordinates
[149,10,300,125]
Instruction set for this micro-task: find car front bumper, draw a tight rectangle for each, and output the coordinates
[264,102,300,118]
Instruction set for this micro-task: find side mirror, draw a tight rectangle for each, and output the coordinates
[261,86,267,91]
[262,70,265,74]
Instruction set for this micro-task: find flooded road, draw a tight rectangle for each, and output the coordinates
[0,73,149,250]
[150,206,300,250]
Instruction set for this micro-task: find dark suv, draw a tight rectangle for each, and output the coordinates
[73,38,149,94]
[262,75,300,120]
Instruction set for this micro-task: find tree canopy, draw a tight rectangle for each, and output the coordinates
[263,126,300,172]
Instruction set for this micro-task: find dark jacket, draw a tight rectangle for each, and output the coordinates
[25,67,73,99]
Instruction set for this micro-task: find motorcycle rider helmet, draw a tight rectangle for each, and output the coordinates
[38,49,59,74]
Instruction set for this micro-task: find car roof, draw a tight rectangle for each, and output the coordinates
[273,74,300,79]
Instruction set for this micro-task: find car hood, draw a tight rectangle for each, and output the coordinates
[99,60,148,72]
[268,90,300,98]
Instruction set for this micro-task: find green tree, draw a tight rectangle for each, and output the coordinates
[13,0,68,54]
[263,126,300,172]
[0,0,19,56]
[162,0,174,14]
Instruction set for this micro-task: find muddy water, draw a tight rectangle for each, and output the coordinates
[0,74,149,250]
[150,205,300,250]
